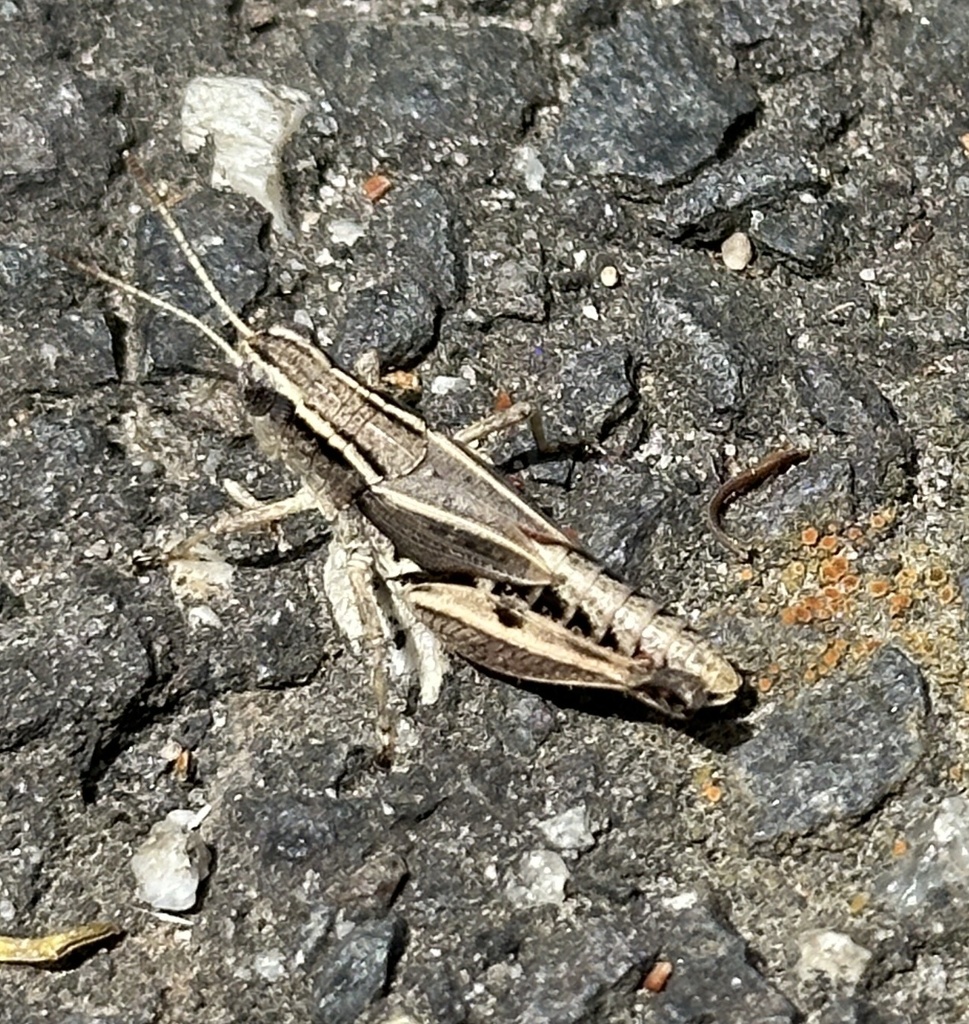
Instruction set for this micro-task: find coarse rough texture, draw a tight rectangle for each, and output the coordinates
[3,1,969,1022]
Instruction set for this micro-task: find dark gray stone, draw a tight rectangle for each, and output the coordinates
[337,275,438,370]
[309,916,407,1024]
[722,0,861,78]
[734,647,928,839]
[303,21,552,171]
[651,150,820,243]
[486,904,659,1023]
[750,197,847,273]
[0,65,124,218]
[795,354,915,510]
[547,8,759,186]
[651,905,797,1024]
[0,592,150,758]
[335,184,463,368]
[133,190,270,373]
[0,410,151,577]
[466,211,548,324]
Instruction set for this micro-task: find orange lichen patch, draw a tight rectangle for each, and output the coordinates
[869,509,894,532]
[819,638,850,673]
[737,565,756,583]
[362,173,393,202]
[938,582,961,605]
[818,533,841,554]
[867,577,892,598]
[841,573,861,594]
[888,590,913,618]
[757,676,775,693]
[780,589,848,625]
[819,554,850,584]
[895,566,920,590]
[848,892,870,915]
[892,837,909,858]
[801,526,820,546]
[845,526,864,542]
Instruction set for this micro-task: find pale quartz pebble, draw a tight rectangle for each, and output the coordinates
[721,231,753,271]
[599,264,619,287]
[796,929,872,986]
[513,144,546,191]
[328,219,366,247]
[505,849,569,906]
[180,76,310,233]
[131,808,212,912]
[538,805,595,852]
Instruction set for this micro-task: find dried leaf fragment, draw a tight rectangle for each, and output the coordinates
[0,921,123,966]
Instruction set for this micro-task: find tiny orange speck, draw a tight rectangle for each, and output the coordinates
[362,174,393,202]
[801,526,820,546]
[643,961,673,992]
[892,837,909,858]
[702,782,723,804]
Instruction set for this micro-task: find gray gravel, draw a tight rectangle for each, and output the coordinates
[3,1,969,1022]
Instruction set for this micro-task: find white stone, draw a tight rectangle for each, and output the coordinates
[327,219,366,247]
[721,231,753,271]
[796,929,872,986]
[131,808,212,912]
[599,265,619,287]
[181,75,310,233]
[505,849,569,906]
[538,806,595,852]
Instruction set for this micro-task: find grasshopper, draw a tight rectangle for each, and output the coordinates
[66,155,741,727]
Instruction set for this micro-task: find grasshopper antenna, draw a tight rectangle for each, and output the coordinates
[57,252,244,369]
[56,150,263,370]
[123,152,257,346]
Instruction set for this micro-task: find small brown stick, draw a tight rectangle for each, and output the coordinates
[708,447,811,559]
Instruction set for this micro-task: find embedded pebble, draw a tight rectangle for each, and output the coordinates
[180,75,309,232]
[130,808,211,912]
[537,806,595,852]
[796,929,872,986]
[505,849,569,906]
[599,264,620,287]
[721,230,753,270]
[877,795,969,916]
